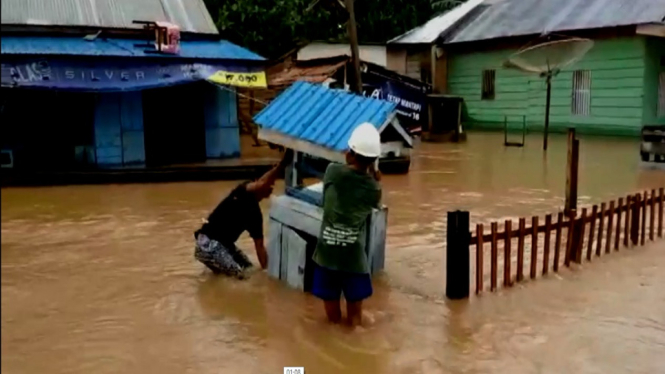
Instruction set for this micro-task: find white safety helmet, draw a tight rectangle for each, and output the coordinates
[348,122,381,158]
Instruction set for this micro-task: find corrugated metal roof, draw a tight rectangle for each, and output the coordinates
[0,0,218,34]
[388,0,485,44]
[446,0,665,44]
[254,81,399,156]
[268,56,348,88]
[0,36,265,60]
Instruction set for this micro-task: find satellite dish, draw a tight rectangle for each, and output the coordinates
[503,38,594,151]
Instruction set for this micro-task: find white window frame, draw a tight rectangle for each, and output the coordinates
[481,69,495,101]
[572,70,591,116]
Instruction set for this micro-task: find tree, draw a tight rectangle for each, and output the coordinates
[204,0,434,59]
[430,0,465,14]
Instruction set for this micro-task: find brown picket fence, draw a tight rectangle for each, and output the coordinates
[471,188,664,294]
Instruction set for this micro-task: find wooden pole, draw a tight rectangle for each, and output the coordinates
[553,212,563,272]
[565,211,576,267]
[587,205,597,260]
[649,189,655,241]
[641,191,647,246]
[543,214,552,275]
[517,218,526,282]
[614,198,623,251]
[475,224,484,294]
[605,201,615,254]
[596,202,606,256]
[631,194,641,246]
[624,195,632,247]
[564,129,579,215]
[490,222,498,291]
[344,0,363,95]
[504,220,512,287]
[573,209,586,264]
[530,216,538,279]
[659,188,664,238]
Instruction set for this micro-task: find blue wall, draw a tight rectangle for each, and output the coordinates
[94,92,146,167]
[94,84,239,168]
[204,85,240,158]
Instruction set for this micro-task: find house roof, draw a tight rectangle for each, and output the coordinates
[0,35,265,61]
[267,55,429,90]
[254,81,411,163]
[0,0,218,34]
[388,0,484,44]
[268,56,348,88]
[446,0,665,44]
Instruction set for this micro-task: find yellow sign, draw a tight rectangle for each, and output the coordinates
[207,70,267,88]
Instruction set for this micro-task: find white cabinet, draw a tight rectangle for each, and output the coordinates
[266,194,388,292]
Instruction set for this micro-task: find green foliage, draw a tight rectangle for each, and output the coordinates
[204,0,435,59]
[430,0,465,14]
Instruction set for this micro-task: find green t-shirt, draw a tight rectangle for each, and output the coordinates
[312,163,382,274]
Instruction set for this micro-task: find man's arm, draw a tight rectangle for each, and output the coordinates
[253,238,268,269]
[257,149,294,185]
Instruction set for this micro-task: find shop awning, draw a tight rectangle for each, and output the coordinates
[1,36,267,91]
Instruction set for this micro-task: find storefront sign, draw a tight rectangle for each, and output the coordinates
[207,70,267,88]
[361,72,428,125]
[1,58,267,91]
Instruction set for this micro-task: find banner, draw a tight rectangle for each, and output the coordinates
[361,71,428,126]
[207,70,267,88]
[1,58,267,91]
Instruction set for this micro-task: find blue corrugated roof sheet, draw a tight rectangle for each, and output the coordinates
[0,36,264,61]
[254,81,398,154]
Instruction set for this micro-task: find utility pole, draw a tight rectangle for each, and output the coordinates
[344,0,363,94]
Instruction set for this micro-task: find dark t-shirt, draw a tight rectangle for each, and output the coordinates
[195,182,263,245]
[312,163,381,274]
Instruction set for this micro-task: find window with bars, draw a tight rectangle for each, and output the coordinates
[572,70,591,116]
[658,71,665,118]
[481,70,495,100]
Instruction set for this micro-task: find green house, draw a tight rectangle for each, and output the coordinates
[388,0,665,136]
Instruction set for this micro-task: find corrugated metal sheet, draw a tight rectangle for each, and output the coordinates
[254,81,397,154]
[388,0,485,44]
[0,0,218,34]
[0,36,265,60]
[268,57,348,88]
[447,0,665,44]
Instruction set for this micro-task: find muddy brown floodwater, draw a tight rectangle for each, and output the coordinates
[3,132,665,374]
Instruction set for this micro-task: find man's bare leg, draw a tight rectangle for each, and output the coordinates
[346,301,363,327]
[324,300,342,324]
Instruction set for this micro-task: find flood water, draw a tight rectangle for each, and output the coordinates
[3,132,665,374]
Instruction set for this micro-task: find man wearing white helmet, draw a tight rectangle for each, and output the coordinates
[311,122,382,327]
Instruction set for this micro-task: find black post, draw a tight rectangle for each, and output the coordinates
[446,211,470,300]
[543,74,552,151]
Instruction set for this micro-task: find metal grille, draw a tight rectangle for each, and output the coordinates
[658,72,665,118]
[572,70,591,116]
[481,70,495,100]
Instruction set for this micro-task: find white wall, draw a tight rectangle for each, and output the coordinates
[297,43,387,67]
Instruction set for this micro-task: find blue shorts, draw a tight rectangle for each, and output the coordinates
[311,263,373,303]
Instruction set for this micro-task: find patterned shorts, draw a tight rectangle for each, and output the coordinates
[194,233,254,279]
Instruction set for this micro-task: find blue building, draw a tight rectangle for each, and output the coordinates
[0,0,265,170]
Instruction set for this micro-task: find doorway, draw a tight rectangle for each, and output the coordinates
[142,83,206,166]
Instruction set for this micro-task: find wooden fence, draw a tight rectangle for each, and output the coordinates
[471,188,664,294]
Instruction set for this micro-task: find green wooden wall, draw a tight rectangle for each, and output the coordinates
[448,37,658,136]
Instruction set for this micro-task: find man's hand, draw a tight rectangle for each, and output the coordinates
[369,161,382,182]
[278,149,294,170]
